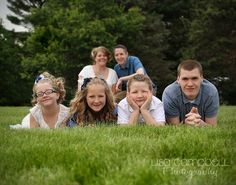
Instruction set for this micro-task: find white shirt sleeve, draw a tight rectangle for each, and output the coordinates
[149,96,166,125]
[117,98,130,124]
[78,65,95,90]
[21,113,30,128]
[107,68,118,86]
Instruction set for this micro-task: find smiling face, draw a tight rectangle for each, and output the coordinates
[86,84,106,112]
[114,48,128,67]
[35,82,59,107]
[177,68,203,100]
[94,51,108,66]
[128,81,151,107]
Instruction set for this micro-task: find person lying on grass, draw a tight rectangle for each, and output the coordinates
[162,59,219,126]
[65,77,117,127]
[117,74,165,126]
[11,72,69,129]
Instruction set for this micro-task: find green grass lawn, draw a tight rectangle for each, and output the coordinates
[0,106,235,185]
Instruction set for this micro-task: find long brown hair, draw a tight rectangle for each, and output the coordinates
[69,77,116,126]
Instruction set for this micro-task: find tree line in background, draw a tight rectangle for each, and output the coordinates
[0,0,235,105]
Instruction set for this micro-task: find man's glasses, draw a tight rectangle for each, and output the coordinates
[35,89,57,97]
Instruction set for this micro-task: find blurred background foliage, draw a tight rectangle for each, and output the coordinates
[1,0,235,105]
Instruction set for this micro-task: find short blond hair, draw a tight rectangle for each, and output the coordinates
[91,46,112,63]
[127,74,153,92]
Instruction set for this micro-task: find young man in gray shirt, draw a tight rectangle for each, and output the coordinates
[162,59,219,126]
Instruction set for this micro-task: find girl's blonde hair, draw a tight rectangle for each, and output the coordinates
[127,74,153,92]
[31,72,66,105]
[69,77,116,126]
[91,46,112,63]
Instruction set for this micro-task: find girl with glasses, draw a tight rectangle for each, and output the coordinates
[12,72,69,129]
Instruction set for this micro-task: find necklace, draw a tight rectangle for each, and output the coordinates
[93,66,107,79]
[98,74,104,79]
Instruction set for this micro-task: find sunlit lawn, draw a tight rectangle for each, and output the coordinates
[0,106,235,185]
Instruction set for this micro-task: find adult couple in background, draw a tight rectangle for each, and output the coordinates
[77,44,154,101]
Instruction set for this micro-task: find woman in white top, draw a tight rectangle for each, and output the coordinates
[16,72,69,129]
[78,46,118,93]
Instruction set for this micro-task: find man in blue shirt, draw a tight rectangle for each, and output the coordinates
[114,44,148,91]
[162,59,219,126]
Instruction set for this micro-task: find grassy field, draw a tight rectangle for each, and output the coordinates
[0,106,235,185]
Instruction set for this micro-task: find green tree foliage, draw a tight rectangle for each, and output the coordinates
[7,0,46,27]
[4,0,236,104]
[0,22,31,105]
[114,0,173,97]
[154,0,194,62]
[20,0,145,102]
[181,0,236,104]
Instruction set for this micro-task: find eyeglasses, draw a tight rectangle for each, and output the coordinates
[35,89,57,97]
